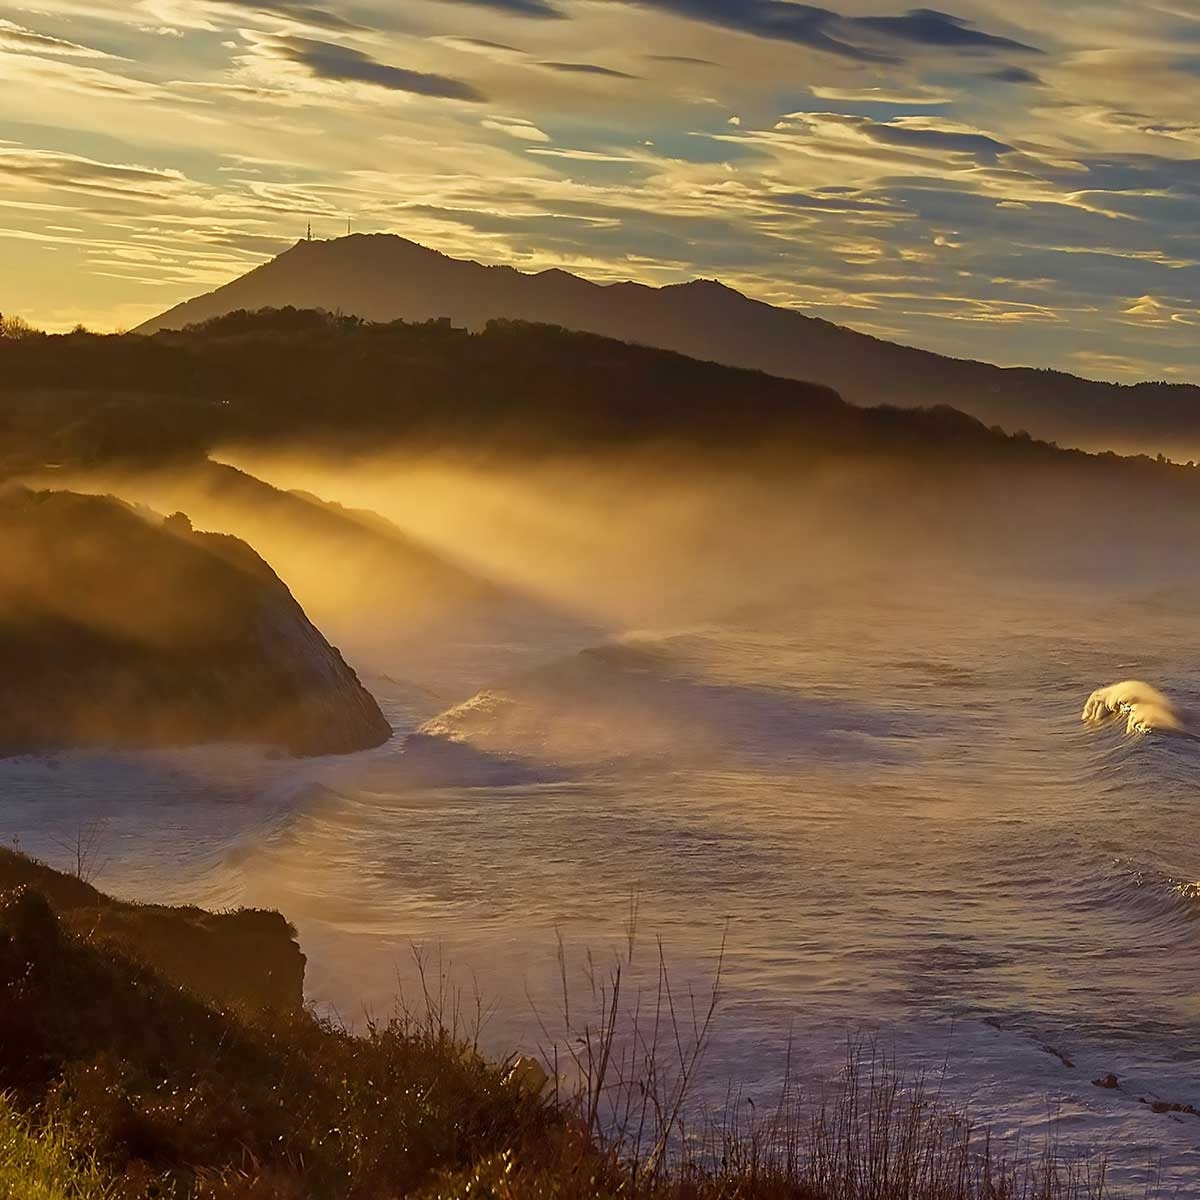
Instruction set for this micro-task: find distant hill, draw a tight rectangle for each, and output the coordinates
[0,488,392,756]
[138,234,1200,457]
[5,310,1199,491]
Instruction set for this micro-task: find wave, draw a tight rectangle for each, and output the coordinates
[1082,681,1187,736]
[1093,859,1200,934]
[406,635,919,780]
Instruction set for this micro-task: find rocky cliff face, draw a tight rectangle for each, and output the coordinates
[0,848,305,1012]
[0,488,391,757]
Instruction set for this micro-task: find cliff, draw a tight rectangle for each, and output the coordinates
[0,487,392,756]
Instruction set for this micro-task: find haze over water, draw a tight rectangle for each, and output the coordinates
[6,493,1200,1188]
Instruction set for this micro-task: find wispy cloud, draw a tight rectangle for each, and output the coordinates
[620,2,1040,63]
[0,19,125,58]
[538,62,640,79]
[0,0,1196,384]
[254,35,486,99]
[439,0,565,16]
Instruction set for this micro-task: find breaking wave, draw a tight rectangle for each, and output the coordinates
[1082,681,1186,736]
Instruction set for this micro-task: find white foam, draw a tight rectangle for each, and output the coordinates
[1082,681,1185,735]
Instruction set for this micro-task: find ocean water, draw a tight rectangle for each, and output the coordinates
[3,577,1199,1188]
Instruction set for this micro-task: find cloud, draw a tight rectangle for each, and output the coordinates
[3,0,1198,382]
[258,36,486,100]
[810,84,951,104]
[865,118,1012,160]
[627,1,895,62]
[0,19,124,59]
[623,2,1039,62]
[439,0,564,16]
[434,36,527,59]
[208,0,367,31]
[538,62,639,79]
[735,111,1017,175]
[853,9,1040,54]
[527,147,641,161]
[646,54,720,66]
[771,189,907,214]
[0,49,171,100]
[987,66,1043,84]
[0,147,190,200]
[482,115,552,141]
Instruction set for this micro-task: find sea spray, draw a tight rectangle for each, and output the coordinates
[1082,681,1185,735]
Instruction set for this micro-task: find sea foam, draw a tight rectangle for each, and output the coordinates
[1082,680,1185,735]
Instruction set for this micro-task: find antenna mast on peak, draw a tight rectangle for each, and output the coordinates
[306,222,312,241]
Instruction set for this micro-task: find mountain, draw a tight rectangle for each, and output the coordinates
[137,234,1200,457]
[0,487,392,756]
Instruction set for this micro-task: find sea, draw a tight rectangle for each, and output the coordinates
[3,573,1199,1189]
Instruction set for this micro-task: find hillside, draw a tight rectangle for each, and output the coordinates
[0,873,563,1199]
[7,312,1200,521]
[0,487,392,756]
[0,848,303,1011]
[137,234,1200,456]
[0,310,850,469]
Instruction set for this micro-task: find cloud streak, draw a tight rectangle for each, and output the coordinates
[622,2,1040,62]
[258,35,486,99]
[0,0,1195,385]
[538,61,639,79]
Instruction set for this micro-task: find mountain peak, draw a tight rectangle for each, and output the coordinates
[134,234,1196,453]
[680,277,737,293]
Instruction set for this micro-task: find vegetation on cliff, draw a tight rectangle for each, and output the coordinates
[0,487,391,757]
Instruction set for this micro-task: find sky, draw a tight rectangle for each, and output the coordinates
[0,0,1198,383]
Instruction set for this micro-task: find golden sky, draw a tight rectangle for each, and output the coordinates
[1,0,1198,383]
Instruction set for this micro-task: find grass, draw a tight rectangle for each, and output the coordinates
[0,870,1158,1200]
[0,1093,112,1200]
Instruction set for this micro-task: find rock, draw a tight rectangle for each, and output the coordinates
[1092,1073,1120,1089]
[1149,1100,1199,1117]
[0,488,391,757]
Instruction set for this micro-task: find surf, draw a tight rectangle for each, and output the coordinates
[1082,681,1186,736]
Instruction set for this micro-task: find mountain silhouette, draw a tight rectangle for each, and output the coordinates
[138,234,1200,456]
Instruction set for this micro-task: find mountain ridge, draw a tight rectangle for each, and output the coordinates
[136,234,1200,457]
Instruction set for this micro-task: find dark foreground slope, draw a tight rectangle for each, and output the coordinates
[0,872,561,1200]
[0,848,303,1011]
[0,488,391,756]
[137,234,1200,455]
[0,853,1131,1200]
